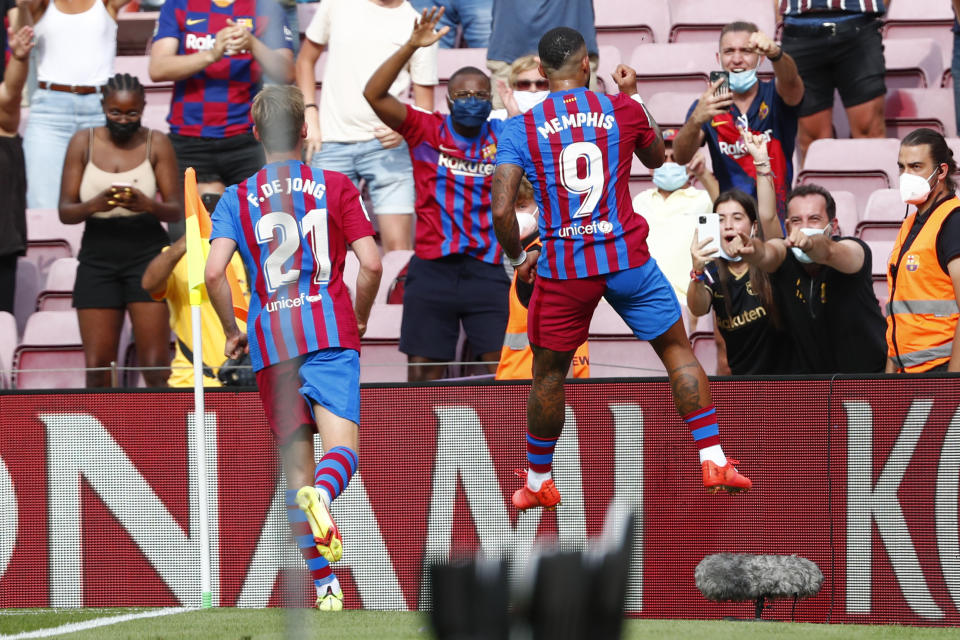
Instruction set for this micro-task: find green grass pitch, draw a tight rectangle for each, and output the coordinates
[2,609,960,639]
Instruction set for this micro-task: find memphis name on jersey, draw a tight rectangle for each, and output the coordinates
[536,111,616,139]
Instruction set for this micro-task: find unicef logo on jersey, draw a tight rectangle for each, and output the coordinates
[264,292,323,314]
[558,220,614,238]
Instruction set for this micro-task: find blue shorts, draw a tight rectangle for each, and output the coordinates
[604,258,681,341]
[311,139,415,214]
[255,348,360,443]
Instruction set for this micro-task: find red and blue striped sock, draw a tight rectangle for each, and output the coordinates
[526,432,558,491]
[314,446,358,505]
[286,489,339,597]
[683,405,726,466]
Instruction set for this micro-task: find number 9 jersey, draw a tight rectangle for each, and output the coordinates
[496,87,657,280]
[210,160,376,371]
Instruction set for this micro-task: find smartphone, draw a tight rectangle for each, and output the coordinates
[697,213,737,262]
[709,70,729,97]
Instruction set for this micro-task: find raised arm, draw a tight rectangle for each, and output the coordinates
[611,64,664,169]
[349,235,382,338]
[142,236,185,296]
[729,232,788,273]
[364,7,448,131]
[786,226,865,274]
[686,229,716,316]
[228,18,294,84]
[0,25,34,134]
[749,30,804,108]
[295,38,325,160]
[742,129,782,239]
[673,80,731,165]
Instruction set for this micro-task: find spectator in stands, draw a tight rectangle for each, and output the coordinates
[364,8,508,381]
[141,234,249,387]
[149,0,294,234]
[729,183,886,373]
[0,0,21,79]
[486,0,598,108]
[278,0,298,55]
[778,0,886,163]
[496,177,589,380]
[296,0,437,252]
[0,24,33,314]
[409,0,490,49]
[687,189,794,375]
[887,128,960,373]
[491,53,547,119]
[632,128,718,299]
[672,21,804,223]
[20,0,133,210]
[58,73,182,387]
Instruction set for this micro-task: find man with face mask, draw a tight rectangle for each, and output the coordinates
[364,8,510,381]
[887,128,960,373]
[673,20,804,224]
[631,128,717,298]
[728,183,886,373]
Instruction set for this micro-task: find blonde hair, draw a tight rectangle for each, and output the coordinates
[508,54,541,87]
[251,85,305,153]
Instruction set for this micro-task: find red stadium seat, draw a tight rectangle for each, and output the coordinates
[629,42,714,96]
[644,91,699,128]
[831,190,858,237]
[885,88,956,138]
[36,258,78,312]
[858,227,899,278]
[882,38,944,89]
[690,333,717,375]
[797,138,900,214]
[13,257,40,337]
[142,97,170,134]
[117,11,158,55]
[360,304,407,382]
[26,208,83,257]
[862,189,912,225]
[12,310,86,389]
[0,311,16,388]
[595,45,622,94]
[594,0,666,60]
[668,0,777,44]
[883,0,954,71]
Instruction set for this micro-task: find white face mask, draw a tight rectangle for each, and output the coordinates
[899,168,939,205]
[516,211,539,238]
[790,226,831,264]
[514,90,549,113]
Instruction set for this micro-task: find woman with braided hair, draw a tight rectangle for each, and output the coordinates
[59,72,181,387]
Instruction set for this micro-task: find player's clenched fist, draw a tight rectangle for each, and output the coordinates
[611,64,638,96]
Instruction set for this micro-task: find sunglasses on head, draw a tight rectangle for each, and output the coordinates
[514,79,549,91]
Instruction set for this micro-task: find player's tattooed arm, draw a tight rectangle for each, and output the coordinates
[491,163,524,261]
[635,103,665,169]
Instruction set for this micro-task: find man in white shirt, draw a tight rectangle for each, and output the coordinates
[295,0,438,251]
[632,128,718,298]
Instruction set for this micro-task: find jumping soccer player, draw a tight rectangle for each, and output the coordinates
[491,27,752,510]
[205,85,381,609]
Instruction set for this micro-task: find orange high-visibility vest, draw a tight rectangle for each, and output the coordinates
[886,195,960,372]
[495,262,590,380]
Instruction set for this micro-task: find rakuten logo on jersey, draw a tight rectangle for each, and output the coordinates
[558,220,614,238]
[719,130,773,159]
[185,32,216,53]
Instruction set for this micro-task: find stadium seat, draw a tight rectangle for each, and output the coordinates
[882,38,944,89]
[360,303,407,382]
[668,0,776,44]
[26,208,83,256]
[117,10,158,55]
[12,310,86,389]
[797,138,900,213]
[433,48,487,108]
[13,257,40,337]
[644,91,699,128]
[683,306,714,336]
[831,190,858,237]
[36,257,78,312]
[689,333,717,375]
[595,45,622,94]
[0,311,16,388]
[859,228,898,278]
[588,301,665,377]
[629,42,714,96]
[883,0,954,72]
[24,238,71,285]
[594,0,666,59]
[885,88,957,138]
[142,97,170,134]
[861,189,912,225]
[375,250,414,304]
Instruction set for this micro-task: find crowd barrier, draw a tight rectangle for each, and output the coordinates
[1,376,959,625]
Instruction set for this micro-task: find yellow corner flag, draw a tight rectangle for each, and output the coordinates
[183,168,248,320]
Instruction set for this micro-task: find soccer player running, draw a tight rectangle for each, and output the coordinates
[205,85,382,609]
[491,27,752,511]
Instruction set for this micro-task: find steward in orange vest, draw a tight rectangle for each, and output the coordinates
[887,131,960,372]
[495,234,590,380]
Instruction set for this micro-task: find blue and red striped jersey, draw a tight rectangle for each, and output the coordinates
[496,88,656,279]
[397,106,503,264]
[153,0,293,138]
[210,160,375,371]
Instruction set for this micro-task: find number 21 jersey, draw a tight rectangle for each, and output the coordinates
[211,160,375,370]
[497,87,656,280]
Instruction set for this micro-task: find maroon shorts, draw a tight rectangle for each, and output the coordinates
[528,274,606,352]
[255,355,315,444]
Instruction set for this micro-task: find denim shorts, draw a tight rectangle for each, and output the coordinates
[311,139,415,215]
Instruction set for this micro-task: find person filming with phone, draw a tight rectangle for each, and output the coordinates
[672,20,804,224]
[723,183,886,374]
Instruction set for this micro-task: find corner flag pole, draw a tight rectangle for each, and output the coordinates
[185,167,213,609]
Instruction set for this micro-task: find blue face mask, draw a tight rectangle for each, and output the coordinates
[652,162,688,192]
[450,96,492,127]
[728,67,758,94]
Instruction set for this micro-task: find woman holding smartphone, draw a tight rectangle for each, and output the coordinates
[59,72,181,387]
[686,130,794,375]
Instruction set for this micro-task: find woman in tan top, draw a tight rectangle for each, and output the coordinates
[59,73,181,387]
